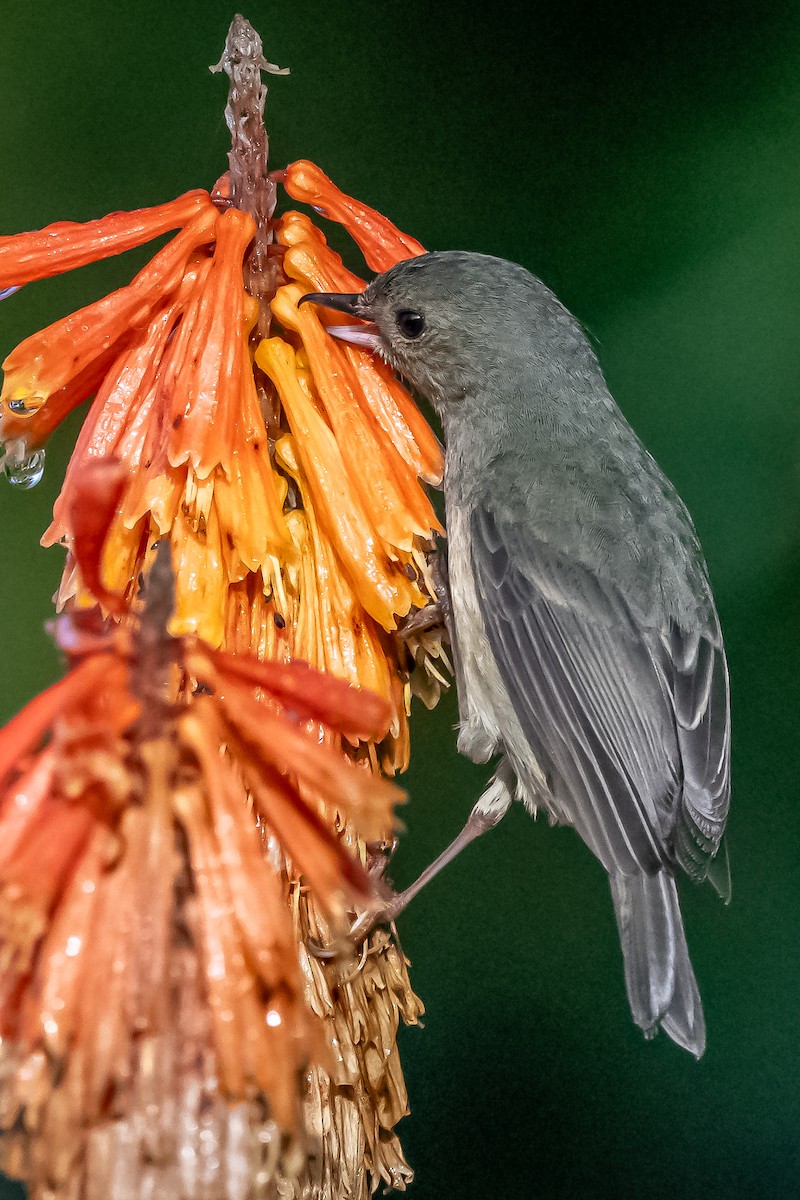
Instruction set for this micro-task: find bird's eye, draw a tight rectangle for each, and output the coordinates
[396,309,426,339]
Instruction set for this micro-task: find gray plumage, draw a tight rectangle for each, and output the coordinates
[302,251,731,1056]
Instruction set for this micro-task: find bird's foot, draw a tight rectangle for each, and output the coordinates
[398,598,447,642]
[307,767,515,963]
[305,891,405,963]
[348,889,409,944]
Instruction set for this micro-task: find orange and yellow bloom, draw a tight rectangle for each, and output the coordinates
[0,160,446,762]
[0,19,446,1198]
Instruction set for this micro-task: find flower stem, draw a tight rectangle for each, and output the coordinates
[211,14,289,340]
[131,540,178,740]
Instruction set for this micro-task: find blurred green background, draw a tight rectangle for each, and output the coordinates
[1,1,799,1197]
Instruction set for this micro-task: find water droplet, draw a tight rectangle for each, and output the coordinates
[2,446,45,489]
[265,1009,282,1027]
[65,935,82,957]
[6,393,46,416]
[256,1124,277,1147]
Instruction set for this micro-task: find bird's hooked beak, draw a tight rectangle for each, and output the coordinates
[298,291,381,352]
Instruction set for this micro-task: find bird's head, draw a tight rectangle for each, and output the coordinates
[300,251,588,416]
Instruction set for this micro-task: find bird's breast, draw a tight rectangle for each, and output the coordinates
[446,504,542,805]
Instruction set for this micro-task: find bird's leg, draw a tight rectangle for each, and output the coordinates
[348,761,515,943]
[398,542,451,642]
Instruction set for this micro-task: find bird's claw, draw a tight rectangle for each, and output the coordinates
[305,894,402,962]
[398,599,447,642]
[348,898,397,944]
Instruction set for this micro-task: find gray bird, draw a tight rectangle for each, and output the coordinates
[300,252,731,1057]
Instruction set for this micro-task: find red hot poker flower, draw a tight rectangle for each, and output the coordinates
[0,554,401,1187]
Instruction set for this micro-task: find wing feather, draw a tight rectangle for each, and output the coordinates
[470,504,730,884]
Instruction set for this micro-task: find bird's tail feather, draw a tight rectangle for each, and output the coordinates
[609,870,706,1057]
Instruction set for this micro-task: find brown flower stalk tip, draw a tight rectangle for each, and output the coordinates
[0,12,447,1200]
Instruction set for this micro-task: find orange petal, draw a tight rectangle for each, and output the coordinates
[175,783,256,1099]
[279,235,443,486]
[353,351,444,487]
[0,655,117,788]
[279,444,400,706]
[81,293,188,461]
[0,792,98,919]
[215,681,399,848]
[118,468,182,539]
[205,344,291,567]
[197,644,393,742]
[129,260,215,484]
[170,504,226,647]
[278,212,366,291]
[127,744,181,1034]
[0,748,57,866]
[224,581,287,663]
[0,191,213,289]
[67,459,128,614]
[0,207,218,415]
[235,740,376,912]
[0,342,126,449]
[353,615,397,712]
[182,709,298,981]
[273,284,438,548]
[167,208,256,479]
[284,160,425,272]
[282,508,325,672]
[74,811,143,1116]
[42,294,186,545]
[32,822,112,1057]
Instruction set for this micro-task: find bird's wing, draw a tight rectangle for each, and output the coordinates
[663,619,731,895]
[470,503,729,883]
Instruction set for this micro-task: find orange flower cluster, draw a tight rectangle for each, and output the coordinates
[0,160,446,766]
[0,473,400,1187]
[0,110,444,1195]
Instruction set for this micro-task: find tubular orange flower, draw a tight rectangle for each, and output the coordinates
[1,203,218,427]
[28,211,294,648]
[283,159,426,271]
[0,190,213,288]
[277,211,443,487]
